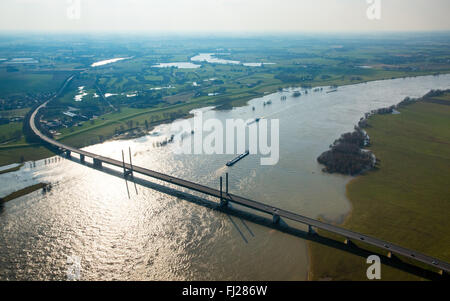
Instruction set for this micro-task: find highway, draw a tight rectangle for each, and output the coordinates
[29,77,450,276]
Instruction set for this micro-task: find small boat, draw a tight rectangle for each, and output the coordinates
[247,118,261,125]
[226,150,250,167]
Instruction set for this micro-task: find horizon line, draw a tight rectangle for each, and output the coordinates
[1,29,450,36]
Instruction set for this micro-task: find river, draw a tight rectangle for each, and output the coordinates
[0,74,449,280]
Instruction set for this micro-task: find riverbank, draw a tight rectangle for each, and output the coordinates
[308,90,450,280]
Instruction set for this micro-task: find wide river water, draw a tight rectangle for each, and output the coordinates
[1,74,449,280]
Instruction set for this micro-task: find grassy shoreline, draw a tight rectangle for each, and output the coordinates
[0,183,48,204]
[308,91,450,280]
[0,163,23,175]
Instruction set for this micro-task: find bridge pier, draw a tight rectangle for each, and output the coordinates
[80,154,85,163]
[65,150,71,158]
[308,225,316,235]
[93,158,102,169]
[273,214,280,224]
[344,239,355,247]
[387,252,402,262]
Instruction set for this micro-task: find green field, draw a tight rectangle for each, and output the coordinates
[0,121,23,143]
[309,93,450,280]
[0,70,55,95]
[0,144,54,166]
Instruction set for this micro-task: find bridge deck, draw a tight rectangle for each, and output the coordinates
[29,78,450,275]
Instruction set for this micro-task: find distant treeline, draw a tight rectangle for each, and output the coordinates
[275,72,314,83]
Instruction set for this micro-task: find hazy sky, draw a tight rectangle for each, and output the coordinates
[1,0,449,33]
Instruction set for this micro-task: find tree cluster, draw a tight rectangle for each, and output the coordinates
[317,129,374,175]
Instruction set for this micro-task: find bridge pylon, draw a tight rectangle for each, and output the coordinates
[121,148,138,198]
[220,173,229,208]
[219,176,225,207]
